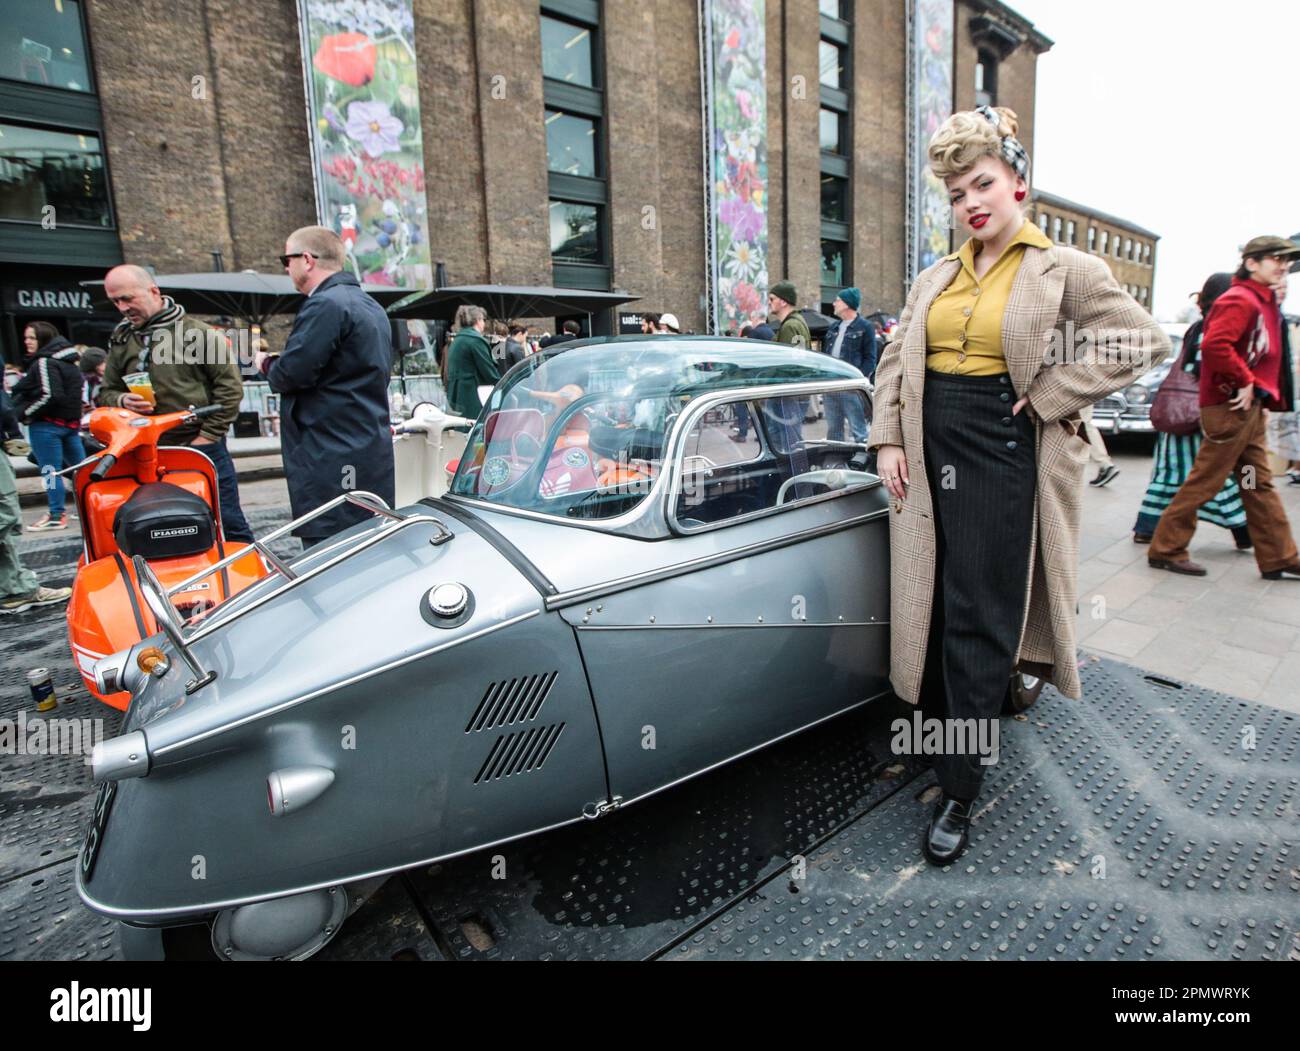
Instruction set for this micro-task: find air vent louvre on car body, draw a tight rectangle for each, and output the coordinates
[464,672,557,733]
[473,723,566,784]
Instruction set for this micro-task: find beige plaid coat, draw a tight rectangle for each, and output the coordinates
[870,243,1170,703]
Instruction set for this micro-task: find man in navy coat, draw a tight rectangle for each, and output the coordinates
[257,226,394,545]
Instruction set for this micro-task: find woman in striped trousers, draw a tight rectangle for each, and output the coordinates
[1133,274,1251,549]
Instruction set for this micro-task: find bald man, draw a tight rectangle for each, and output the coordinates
[99,264,252,541]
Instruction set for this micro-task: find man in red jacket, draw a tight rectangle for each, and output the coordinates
[1150,236,1300,579]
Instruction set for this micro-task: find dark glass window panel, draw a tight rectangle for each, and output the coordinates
[0,0,91,93]
[821,175,847,222]
[820,240,845,286]
[975,50,997,108]
[819,108,843,153]
[545,110,597,177]
[819,40,842,89]
[541,15,594,87]
[0,122,110,227]
[550,200,600,263]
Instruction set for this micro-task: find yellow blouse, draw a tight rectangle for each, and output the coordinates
[924,219,1053,375]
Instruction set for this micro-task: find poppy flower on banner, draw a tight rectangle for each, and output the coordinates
[314,32,377,87]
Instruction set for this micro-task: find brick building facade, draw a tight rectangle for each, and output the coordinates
[1030,190,1159,312]
[3,0,1074,361]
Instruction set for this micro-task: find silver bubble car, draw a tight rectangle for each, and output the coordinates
[78,337,896,960]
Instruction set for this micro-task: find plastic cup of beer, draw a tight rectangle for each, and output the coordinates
[123,372,155,408]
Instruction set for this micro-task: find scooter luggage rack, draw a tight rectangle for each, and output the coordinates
[136,493,453,690]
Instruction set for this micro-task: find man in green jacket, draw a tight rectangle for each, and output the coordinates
[769,280,811,347]
[769,280,814,423]
[98,264,252,541]
[445,306,500,418]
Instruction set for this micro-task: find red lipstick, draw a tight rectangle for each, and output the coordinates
[970,213,990,229]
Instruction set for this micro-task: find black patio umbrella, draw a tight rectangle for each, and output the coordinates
[800,308,836,339]
[387,284,639,323]
[81,272,413,328]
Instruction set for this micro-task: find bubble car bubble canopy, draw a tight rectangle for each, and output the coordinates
[451,338,867,523]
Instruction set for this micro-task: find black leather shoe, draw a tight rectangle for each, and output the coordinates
[923,794,974,866]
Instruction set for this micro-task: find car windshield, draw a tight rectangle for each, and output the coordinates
[448,337,864,520]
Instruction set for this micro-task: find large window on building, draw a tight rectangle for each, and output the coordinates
[820,241,845,288]
[1066,220,1076,246]
[819,2,852,309]
[0,121,110,227]
[1087,226,1096,252]
[819,108,844,153]
[820,174,848,223]
[974,48,998,108]
[542,2,608,290]
[819,40,844,89]
[549,200,600,263]
[545,109,597,177]
[0,0,93,93]
[540,14,594,87]
[1100,230,1109,255]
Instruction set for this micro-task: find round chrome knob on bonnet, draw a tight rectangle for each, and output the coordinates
[427,582,469,618]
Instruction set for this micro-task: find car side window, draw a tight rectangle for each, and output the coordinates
[673,389,876,529]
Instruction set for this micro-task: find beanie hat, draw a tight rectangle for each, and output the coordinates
[769,280,797,306]
[837,287,861,311]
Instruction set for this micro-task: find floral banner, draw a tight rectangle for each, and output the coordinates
[913,0,954,275]
[297,0,431,290]
[705,0,768,335]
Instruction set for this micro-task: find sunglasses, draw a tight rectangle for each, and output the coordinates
[278,251,314,267]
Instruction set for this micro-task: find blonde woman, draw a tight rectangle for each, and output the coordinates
[869,107,1169,865]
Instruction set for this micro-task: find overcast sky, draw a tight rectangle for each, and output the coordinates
[1007,0,1300,318]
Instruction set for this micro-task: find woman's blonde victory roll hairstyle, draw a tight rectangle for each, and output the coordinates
[927,105,1030,182]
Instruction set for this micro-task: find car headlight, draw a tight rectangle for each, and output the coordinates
[1124,384,1151,406]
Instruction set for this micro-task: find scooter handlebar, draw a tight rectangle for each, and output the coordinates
[89,453,117,481]
[189,404,224,419]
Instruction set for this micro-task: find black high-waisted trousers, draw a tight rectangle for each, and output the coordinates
[917,369,1037,801]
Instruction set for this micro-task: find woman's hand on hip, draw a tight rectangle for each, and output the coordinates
[877,444,908,500]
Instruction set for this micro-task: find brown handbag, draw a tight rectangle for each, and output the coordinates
[1149,326,1202,436]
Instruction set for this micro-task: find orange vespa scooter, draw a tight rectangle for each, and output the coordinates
[66,404,267,709]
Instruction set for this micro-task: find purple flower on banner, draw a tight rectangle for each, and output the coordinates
[720,197,761,242]
[345,100,404,158]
